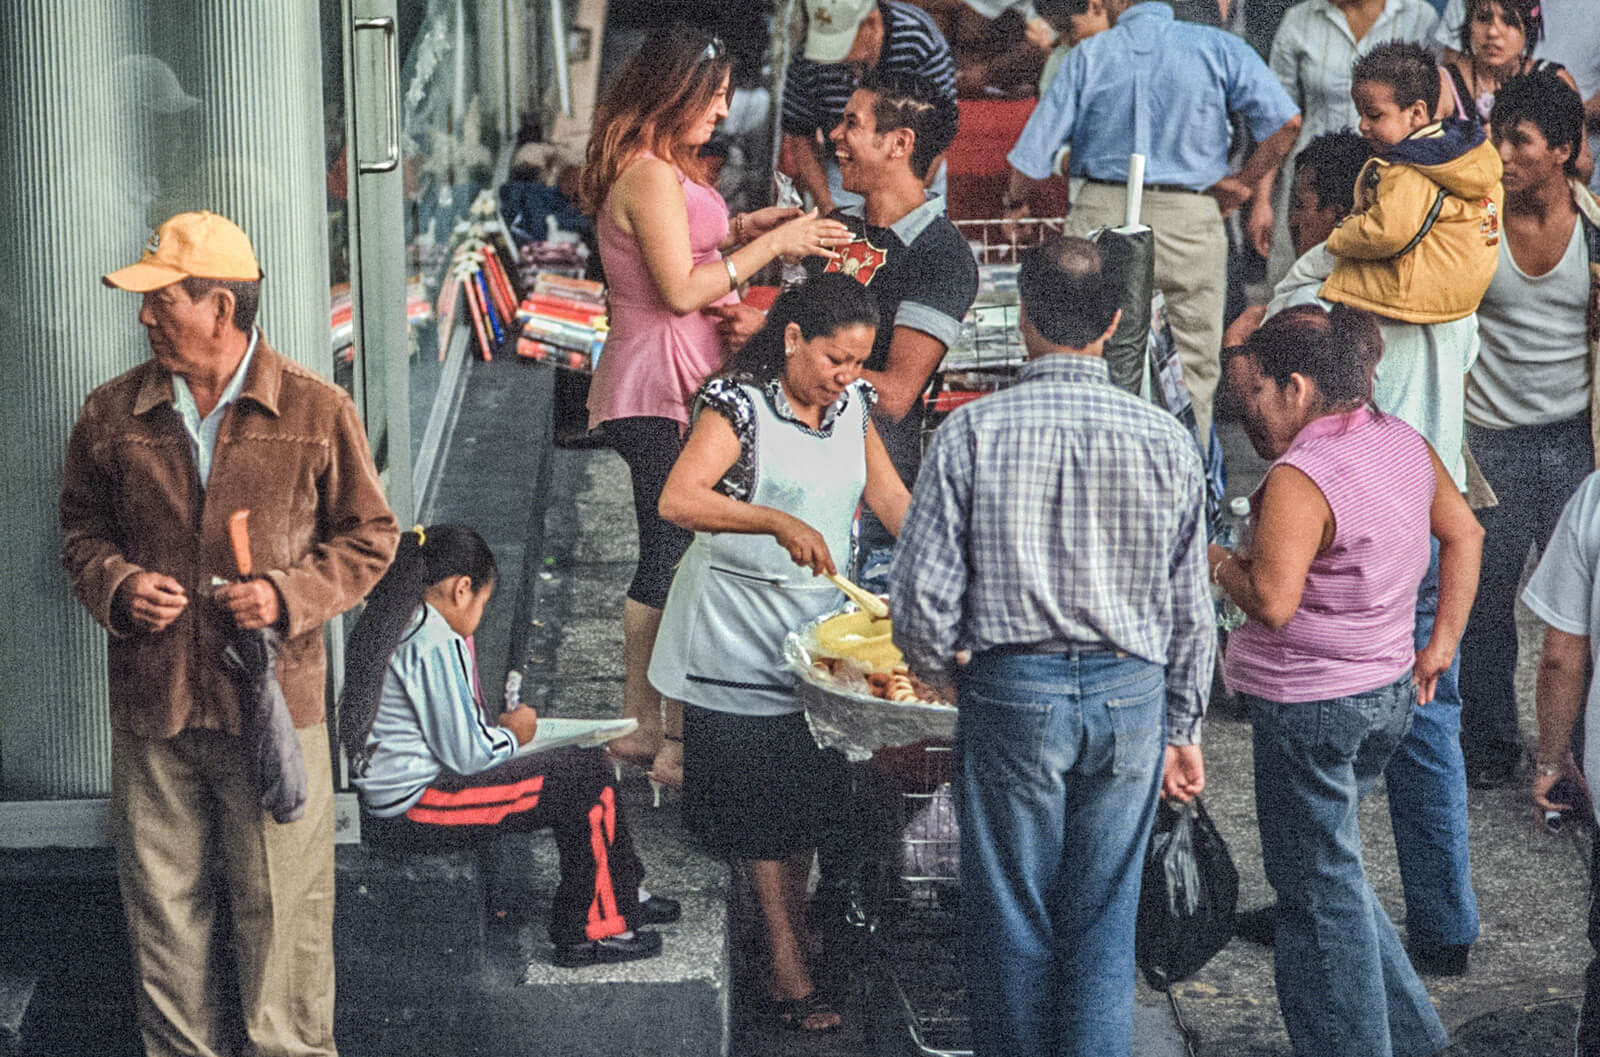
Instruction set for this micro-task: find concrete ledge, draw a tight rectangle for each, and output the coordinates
[481,962,729,1057]
[0,794,365,849]
[471,776,733,1057]
[334,843,487,1014]
[0,971,37,1057]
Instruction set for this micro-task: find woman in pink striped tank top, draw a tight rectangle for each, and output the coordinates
[577,25,852,788]
[1209,304,1483,1057]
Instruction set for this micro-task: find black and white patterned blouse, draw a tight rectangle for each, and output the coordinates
[694,376,878,502]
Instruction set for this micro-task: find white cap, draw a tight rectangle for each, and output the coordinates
[804,0,877,63]
[1229,497,1251,518]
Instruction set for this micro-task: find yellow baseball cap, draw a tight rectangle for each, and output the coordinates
[103,210,262,292]
[804,0,877,63]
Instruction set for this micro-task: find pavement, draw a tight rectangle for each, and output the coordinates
[516,399,1595,1056]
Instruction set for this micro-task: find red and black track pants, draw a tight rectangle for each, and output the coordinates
[367,746,642,945]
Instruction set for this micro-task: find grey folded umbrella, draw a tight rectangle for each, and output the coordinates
[222,626,308,824]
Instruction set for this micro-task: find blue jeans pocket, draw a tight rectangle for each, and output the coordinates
[1106,678,1163,777]
[1254,678,1416,775]
[958,686,1054,776]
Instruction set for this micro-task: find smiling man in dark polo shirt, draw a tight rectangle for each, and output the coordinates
[714,69,977,589]
[815,69,978,587]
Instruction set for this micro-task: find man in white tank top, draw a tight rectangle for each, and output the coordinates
[1460,74,1598,790]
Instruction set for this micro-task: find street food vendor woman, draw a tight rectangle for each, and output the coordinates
[649,272,910,1032]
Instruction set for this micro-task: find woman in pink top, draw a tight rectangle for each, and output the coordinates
[1210,305,1481,1057]
[578,25,850,787]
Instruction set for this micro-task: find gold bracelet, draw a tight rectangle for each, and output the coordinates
[724,254,739,291]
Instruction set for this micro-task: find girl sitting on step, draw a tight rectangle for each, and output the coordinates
[339,523,679,967]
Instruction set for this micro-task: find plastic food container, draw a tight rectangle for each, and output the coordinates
[784,607,956,762]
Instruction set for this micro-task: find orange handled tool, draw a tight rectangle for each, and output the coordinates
[228,509,252,579]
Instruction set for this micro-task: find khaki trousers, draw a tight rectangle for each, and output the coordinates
[112,723,337,1057]
[1066,181,1228,450]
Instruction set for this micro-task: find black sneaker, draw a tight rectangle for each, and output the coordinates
[553,929,663,967]
[1409,939,1470,976]
[633,894,681,926]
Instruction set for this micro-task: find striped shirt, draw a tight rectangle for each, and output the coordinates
[888,355,1214,746]
[781,0,956,141]
[1225,408,1436,703]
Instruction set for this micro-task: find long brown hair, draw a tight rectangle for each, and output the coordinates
[578,24,734,215]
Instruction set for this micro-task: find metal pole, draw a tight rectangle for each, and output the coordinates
[768,0,802,186]
[1124,152,1145,227]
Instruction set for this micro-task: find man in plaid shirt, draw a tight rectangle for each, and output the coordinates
[889,236,1212,1057]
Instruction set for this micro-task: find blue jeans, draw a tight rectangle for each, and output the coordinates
[854,542,894,596]
[1385,540,1479,947]
[1249,676,1450,1057]
[955,650,1165,1057]
[1461,414,1592,765]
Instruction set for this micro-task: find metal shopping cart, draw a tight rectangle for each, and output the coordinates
[873,741,971,1057]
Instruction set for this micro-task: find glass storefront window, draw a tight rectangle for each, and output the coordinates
[398,0,501,469]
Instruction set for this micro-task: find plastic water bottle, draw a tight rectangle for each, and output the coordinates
[1214,496,1251,631]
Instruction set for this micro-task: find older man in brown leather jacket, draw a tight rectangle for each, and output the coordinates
[59,211,398,1057]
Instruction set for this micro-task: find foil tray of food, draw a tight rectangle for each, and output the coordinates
[784,605,956,762]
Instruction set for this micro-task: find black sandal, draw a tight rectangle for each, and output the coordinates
[773,991,842,1033]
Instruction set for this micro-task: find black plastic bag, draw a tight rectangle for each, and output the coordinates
[1135,796,1238,990]
[1092,224,1154,397]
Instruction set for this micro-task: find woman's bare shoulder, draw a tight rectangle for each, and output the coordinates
[608,154,685,230]
[614,154,682,198]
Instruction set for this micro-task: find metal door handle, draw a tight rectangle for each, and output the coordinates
[354,16,399,174]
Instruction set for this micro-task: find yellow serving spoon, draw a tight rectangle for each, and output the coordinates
[825,571,890,620]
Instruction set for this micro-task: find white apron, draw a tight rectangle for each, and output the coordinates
[649,380,870,716]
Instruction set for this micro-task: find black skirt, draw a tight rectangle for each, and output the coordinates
[682,704,831,861]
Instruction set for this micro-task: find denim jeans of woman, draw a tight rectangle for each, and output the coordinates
[955,650,1165,1057]
[1249,676,1450,1057]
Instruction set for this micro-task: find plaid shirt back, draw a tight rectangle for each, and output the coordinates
[889,355,1214,745]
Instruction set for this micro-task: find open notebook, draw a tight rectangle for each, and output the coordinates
[510,716,638,757]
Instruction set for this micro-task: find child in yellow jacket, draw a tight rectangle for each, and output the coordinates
[1320,42,1504,325]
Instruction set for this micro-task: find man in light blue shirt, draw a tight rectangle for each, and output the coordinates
[1004,0,1301,451]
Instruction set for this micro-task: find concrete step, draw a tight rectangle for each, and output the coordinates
[336,771,730,1057]
[0,851,139,1057]
[0,971,37,1057]
[482,771,729,1057]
